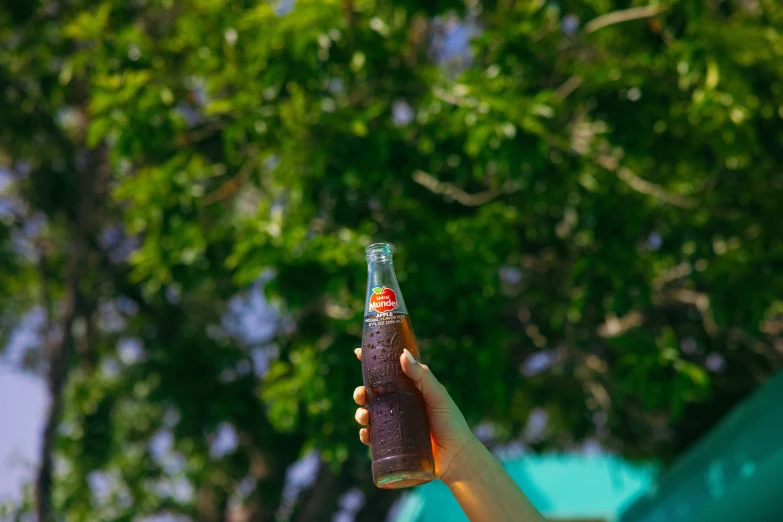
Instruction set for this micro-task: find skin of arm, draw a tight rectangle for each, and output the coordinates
[353,348,547,522]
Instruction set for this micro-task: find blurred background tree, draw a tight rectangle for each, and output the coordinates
[2,0,783,520]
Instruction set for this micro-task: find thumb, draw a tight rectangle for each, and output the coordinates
[400,349,449,408]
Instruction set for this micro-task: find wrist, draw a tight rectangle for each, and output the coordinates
[440,435,483,487]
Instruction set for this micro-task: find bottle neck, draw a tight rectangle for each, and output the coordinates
[365,257,408,316]
[367,258,395,286]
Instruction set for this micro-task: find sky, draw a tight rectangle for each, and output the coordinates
[0,170,47,502]
[0,365,47,502]
[0,307,49,503]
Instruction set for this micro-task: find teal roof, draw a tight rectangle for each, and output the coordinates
[621,370,783,522]
[394,453,656,522]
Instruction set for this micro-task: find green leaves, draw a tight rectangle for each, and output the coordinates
[4,0,783,518]
[372,287,383,294]
[63,3,112,41]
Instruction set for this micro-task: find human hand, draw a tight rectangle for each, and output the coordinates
[352,347,478,484]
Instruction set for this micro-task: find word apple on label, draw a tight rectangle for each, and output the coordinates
[369,286,398,313]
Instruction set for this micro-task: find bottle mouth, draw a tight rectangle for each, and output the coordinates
[366,242,392,260]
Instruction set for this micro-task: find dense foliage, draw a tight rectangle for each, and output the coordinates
[2,0,783,519]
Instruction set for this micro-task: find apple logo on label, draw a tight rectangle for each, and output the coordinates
[369,286,398,313]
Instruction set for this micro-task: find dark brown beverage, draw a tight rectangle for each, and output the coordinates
[361,243,435,488]
[362,313,434,488]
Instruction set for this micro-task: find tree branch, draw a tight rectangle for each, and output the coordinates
[659,288,718,335]
[202,151,259,205]
[594,153,697,208]
[35,231,85,521]
[598,311,644,338]
[290,460,342,522]
[616,167,696,208]
[413,170,522,207]
[36,241,54,353]
[552,5,666,102]
[553,75,583,102]
[431,85,477,108]
[584,5,667,35]
[36,140,106,522]
[654,262,693,288]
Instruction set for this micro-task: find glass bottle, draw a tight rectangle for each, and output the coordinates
[361,243,435,488]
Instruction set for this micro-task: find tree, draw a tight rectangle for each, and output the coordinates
[1,0,783,520]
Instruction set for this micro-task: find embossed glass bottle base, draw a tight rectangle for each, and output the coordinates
[373,455,435,489]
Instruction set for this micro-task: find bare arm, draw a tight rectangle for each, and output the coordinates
[353,347,546,522]
[441,436,546,522]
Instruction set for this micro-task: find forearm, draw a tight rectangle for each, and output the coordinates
[442,437,547,522]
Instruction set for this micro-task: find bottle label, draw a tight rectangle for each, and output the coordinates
[369,286,398,313]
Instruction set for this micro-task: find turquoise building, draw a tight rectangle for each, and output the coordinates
[394,453,655,522]
[621,370,783,522]
[394,370,783,522]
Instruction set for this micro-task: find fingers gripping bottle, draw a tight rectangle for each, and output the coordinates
[361,243,435,488]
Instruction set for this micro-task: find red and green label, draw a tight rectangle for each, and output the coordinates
[369,286,398,313]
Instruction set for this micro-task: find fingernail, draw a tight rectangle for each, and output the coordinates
[354,348,361,356]
[403,348,416,364]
